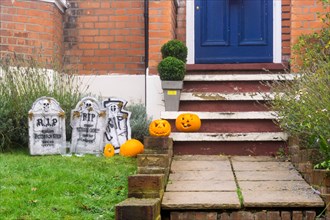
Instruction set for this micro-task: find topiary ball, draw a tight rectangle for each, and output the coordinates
[161,39,188,62]
[157,57,186,81]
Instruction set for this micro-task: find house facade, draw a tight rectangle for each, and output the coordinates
[0,0,328,118]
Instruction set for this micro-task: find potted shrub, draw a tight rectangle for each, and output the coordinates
[158,40,187,111]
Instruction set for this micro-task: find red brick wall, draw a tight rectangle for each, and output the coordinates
[291,0,329,44]
[290,0,329,68]
[64,0,145,75]
[282,0,291,62]
[148,0,177,75]
[0,0,64,64]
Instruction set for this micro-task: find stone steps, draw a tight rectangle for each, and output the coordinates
[161,155,324,220]
[162,66,292,155]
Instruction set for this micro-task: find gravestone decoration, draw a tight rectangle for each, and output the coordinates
[102,97,131,154]
[28,97,66,155]
[71,97,108,155]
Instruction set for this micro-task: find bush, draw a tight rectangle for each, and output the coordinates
[0,55,89,152]
[161,39,188,63]
[270,56,330,161]
[127,104,152,142]
[157,56,186,81]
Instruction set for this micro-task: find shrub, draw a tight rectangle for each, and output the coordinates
[161,39,188,62]
[127,103,152,142]
[0,55,89,152]
[270,56,330,161]
[157,56,186,81]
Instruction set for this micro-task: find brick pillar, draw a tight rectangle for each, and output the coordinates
[148,0,177,75]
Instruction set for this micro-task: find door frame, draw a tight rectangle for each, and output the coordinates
[186,0,282,64]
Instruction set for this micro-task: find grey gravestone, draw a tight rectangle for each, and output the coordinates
[102,97,131,154]
[71,97,108,155]
[28,97,66,155]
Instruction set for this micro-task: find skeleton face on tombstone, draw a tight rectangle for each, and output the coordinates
[109,104,118,113]
[83,100,93,111]
[42,100,51,112]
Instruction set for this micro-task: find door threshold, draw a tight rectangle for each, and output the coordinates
[186,63,289,71]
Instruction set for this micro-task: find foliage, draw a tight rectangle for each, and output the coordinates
[314,159,330,170]
[127,103,152,142]
[0,55,89,152]
[271,0,330,166]
[161,39,188,63]
[0,150,136,219]
[157,56,186,81]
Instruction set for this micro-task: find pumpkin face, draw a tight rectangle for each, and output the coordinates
[104,143,115,157]
[119,139,144,157]
[175,113,201,132]
[149,119,171,137]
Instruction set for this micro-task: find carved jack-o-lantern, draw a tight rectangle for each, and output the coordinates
[104,143,115,157]
[175,113,201,132]
[149,119,171,137]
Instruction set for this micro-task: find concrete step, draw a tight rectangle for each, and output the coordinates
[170,132,288,142]
[172,141,287,155]
[179,100,269,112]
[184,73,297,81]
[161,111,278,120]
[161,111,280,133]
[180,92,277,101]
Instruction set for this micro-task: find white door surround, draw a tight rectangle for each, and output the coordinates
[186,0,282,64]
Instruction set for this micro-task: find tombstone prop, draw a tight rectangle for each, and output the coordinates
[71,97,108,155]
[28,97,66,155]
[102,97,131,153]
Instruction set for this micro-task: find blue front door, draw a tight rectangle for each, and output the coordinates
[195,0,273,63]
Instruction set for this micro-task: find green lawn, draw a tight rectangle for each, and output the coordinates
[0,150,137,220]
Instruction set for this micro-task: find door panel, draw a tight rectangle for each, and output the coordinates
[195,0,273,64]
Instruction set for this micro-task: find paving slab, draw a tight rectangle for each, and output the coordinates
[235,170,303,181]
[162,191,241,210]
[231,156,277,162]
[171,160,232,171]
[166,180,237,192]
[239,180,312,191]
[173,155,228,161]
[232,161,295,171]
[242,190,324,208]
[169,171,235,181]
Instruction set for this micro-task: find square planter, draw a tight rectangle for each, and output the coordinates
[161,81,183,111]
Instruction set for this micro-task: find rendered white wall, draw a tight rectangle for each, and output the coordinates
[78,74,164,120]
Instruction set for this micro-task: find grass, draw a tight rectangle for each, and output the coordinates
[0,150,137,220]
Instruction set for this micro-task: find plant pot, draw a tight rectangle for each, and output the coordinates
[161,80,183,111]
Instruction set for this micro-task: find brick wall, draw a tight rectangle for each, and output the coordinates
[148,0,177,75]
[282,0,291,62]
[290,0,329,69]
[64,0,145,75]
[291,0,329,44]
[0,0,64,64]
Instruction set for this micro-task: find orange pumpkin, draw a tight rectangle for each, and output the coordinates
[149,119,171,137]
[104,143,115,157]
[119,139,144,157]
[175,113,201,132]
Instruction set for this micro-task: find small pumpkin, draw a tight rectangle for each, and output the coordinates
[104,143,115,157]
[175,113,201,132]
[149,119,171,137]
[119,139,144,157]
